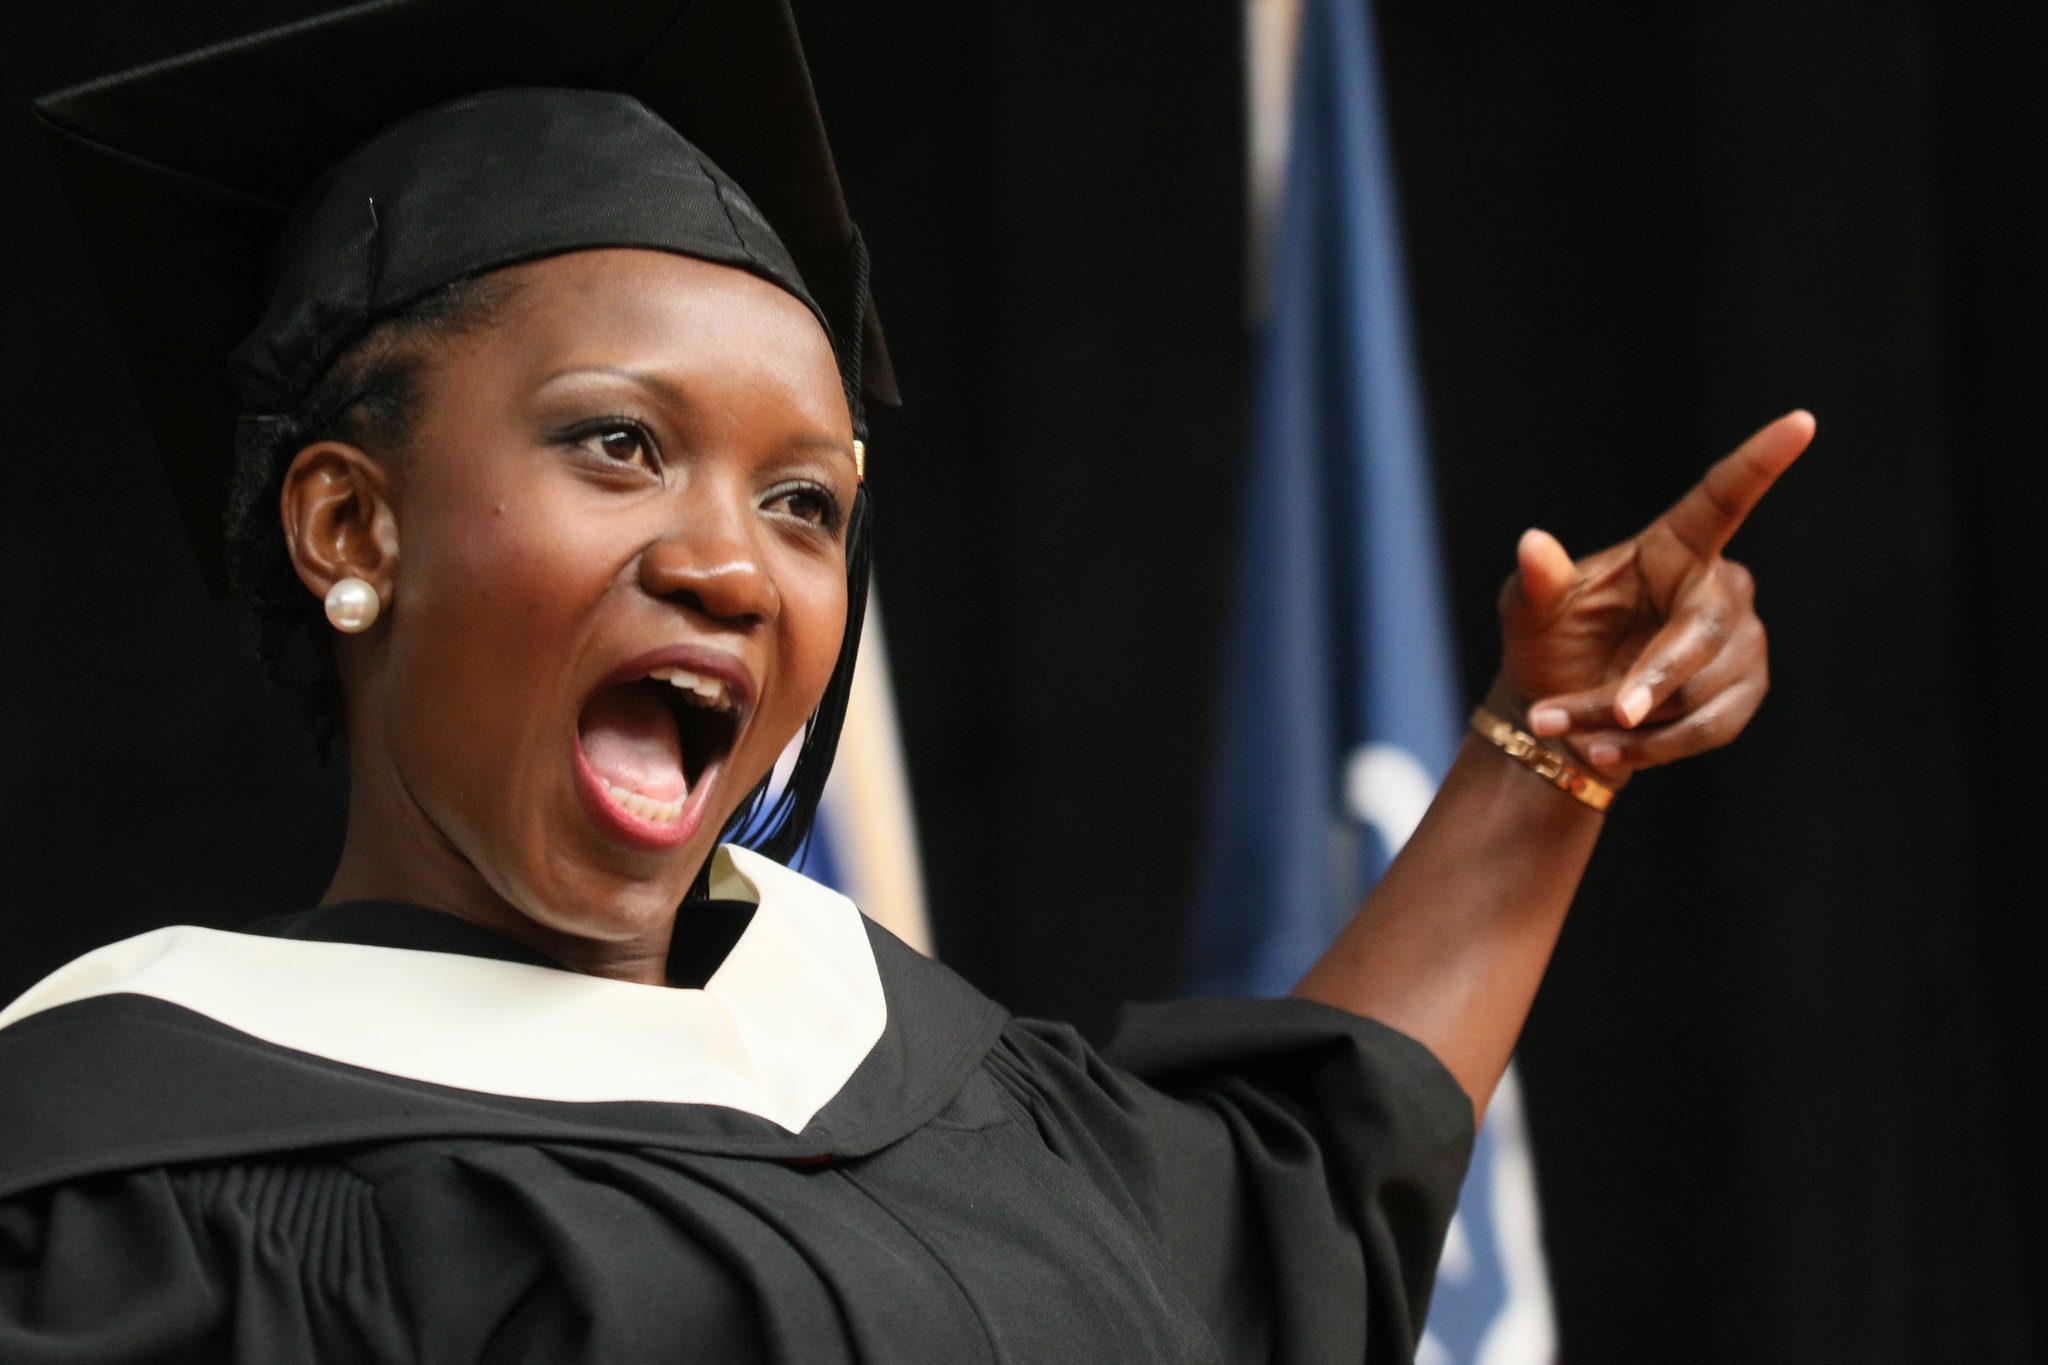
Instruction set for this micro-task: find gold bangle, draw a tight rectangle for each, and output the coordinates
[1470,705,1615,812]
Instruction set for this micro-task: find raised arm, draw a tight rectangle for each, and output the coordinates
[1292,410,1813,1121]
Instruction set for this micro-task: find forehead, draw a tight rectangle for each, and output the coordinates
[446,249,850,429]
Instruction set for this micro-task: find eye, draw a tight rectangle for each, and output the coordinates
[764,481,843,531]
[567,418,660,472]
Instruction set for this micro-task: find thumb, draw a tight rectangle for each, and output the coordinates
[1508,527,1577,631]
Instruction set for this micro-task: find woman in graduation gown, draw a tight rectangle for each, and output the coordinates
[0,0,1807,1360]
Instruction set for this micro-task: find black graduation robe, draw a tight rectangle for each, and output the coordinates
[0,847,1472,1363]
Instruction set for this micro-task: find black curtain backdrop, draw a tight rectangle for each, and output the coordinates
[3,2,2042,1360]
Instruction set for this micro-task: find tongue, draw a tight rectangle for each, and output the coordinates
[579,684,687,802]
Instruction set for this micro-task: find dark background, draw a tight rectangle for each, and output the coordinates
[4,1,2044,1360]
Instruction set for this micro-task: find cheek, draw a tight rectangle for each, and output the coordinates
[402,434,622,624]
[412,509,563,657]
[741,552,848,774]
[784,627,843,729]
[436,502,588,619]
[787,551,850,698]
[384,483,615,765]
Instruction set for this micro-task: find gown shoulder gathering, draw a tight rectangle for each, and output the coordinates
[0,847,1473,1363]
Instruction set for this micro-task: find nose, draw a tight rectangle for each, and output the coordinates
[636,494,779,628]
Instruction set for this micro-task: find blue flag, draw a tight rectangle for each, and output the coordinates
[1188,1,1554,1359]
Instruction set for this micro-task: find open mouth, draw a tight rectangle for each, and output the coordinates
[574,663,746,849]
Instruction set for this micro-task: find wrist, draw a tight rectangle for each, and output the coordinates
[1484,672,1633,792]
[1473,677,1621,810]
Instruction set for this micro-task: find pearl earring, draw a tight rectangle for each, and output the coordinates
[324,576,381,633]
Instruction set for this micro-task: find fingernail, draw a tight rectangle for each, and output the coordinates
[1528,706,1569,736]
[1618,685,1654,727]
[1588,741,1622,769]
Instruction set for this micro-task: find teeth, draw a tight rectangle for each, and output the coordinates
[604,780,683,825]
[645,667,733,710]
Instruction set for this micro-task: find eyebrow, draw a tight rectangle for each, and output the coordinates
[539,364,691,412]
[538,365,857,467]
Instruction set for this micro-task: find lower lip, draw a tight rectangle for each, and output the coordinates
[571,737,717,853]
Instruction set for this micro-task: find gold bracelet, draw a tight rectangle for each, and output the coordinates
[1469,705,1615,812]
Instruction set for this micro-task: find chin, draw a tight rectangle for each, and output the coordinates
[500,773,759,945]
[495,857,703,950]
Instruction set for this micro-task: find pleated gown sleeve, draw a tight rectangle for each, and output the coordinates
[985,996,1474,1363]
[0,1160,393,1363]
[0,1149,808,1364]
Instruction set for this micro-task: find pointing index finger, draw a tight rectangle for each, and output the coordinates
[1654,410,1814,560]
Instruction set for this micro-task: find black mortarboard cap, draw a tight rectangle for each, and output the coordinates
[36,0,896,594]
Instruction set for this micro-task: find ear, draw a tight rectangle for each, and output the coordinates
[279,440,399,612]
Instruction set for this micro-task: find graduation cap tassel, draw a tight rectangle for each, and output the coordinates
[842,226,872,445]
